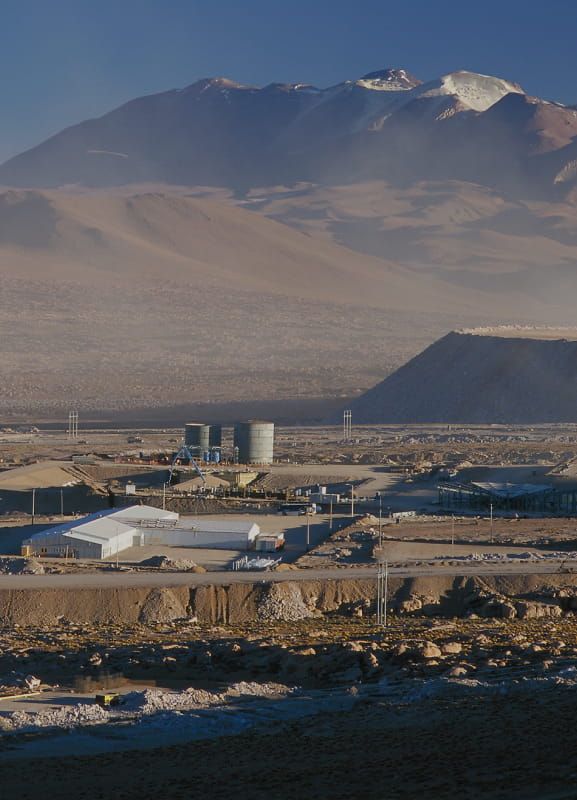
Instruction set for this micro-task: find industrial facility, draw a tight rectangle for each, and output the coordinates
[22,505,261,559]
[180,420,275,466]
[436,480,577,514]
[234,420,275,465]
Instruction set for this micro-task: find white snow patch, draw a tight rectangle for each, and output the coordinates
[415,71,524,112]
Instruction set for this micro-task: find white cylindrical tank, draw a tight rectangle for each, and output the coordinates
[233,421,274,465]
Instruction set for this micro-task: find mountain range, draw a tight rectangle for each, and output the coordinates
[2,68,577,197]
[1,67,577,416]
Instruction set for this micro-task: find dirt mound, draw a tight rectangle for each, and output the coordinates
[138,588,189,624]
[138,556,198,572]
[256,583,315,622]
[349,328,577,423]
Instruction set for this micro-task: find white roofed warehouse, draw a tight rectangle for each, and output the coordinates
[22,505,260,559]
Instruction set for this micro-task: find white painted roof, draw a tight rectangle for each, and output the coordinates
[109,506,179,522]
[64,518,137,543]
[26,506,261,549]
[182,517,259,536]
[27,505,178,546]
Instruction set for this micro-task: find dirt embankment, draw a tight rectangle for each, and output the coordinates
[3,573,577,626]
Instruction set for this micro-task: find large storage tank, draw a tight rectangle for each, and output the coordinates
[209,424,222,448]
[184,423,210,452]
[233,421,274,464]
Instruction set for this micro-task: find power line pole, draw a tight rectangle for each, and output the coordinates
[346,483,355,518]
[376,560,389,627]
[343,410,352,440]
[306,513,310,550]
[31,488,36,525]
[329,498,333,531]
[490,502,494,544]
[68,410,79,440]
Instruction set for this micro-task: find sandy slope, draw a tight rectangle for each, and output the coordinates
[0,189,469,312]
[249,180,577,312]
[0,185,571,414]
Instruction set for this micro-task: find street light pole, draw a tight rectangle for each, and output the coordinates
[384,558,389,627]
[346,484,355,519]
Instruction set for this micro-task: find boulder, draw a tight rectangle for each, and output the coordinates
[515,601,563,620]
[419,641,442,659]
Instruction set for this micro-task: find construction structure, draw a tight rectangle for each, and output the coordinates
[22,505,261,559]
[234,421,274,465]
[436,480,577,514]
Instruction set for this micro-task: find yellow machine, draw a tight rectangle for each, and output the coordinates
[95,693,121,707]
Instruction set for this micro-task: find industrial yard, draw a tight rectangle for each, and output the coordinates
[3,417,577,798]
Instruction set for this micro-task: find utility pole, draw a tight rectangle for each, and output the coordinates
[376,559,389,627]
[31,488,36,525]
[490,502,494,544]
[346,483,355,519]
[379,496,383,547]
[60,488,64,518]
[306,513,310,550]
[343,410,352,441]
[451,513,455,555]
[67,410,79,440]
[162,482,166,511]
[329,498,333,531]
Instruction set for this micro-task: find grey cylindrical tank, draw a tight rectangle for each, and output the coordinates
[209,424,222,448]
[233,421,274,465]
[184,423,210,452]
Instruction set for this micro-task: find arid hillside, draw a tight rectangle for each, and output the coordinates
[0,189,487,414]
[247,179,577,311]
[0,187,574,416]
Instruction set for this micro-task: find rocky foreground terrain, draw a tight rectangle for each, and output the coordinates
[3,614,577,798]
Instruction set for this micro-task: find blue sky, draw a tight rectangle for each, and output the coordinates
[1,0,576,161]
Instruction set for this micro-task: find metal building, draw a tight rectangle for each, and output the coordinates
[184,423,210,452]
[22,506,260,558]
[234,421,274,464]
[22,505,179,560]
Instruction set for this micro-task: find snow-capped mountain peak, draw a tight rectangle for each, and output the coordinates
[355,68,421,91]
[415,70,524,112]
[180,77,252,95]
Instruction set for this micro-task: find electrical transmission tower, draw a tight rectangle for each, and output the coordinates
[67,410,79,440]
[343,409,352,440]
